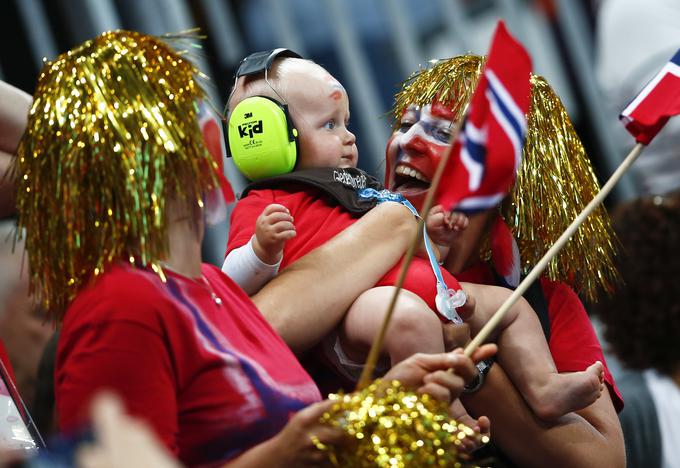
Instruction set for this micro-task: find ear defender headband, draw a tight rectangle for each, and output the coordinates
[226,48,302,180]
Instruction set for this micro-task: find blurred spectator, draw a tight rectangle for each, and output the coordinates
[596,0,680,195]
[597,193,680,468]
[0,81,32,217]
[0,220,53,413]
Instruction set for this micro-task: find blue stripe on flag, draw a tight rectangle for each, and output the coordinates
[465,136,487,164]
[672,49,680,67]
[488,83,524,141]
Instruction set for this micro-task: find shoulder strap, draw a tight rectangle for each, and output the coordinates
[492,272,551,341]
[523,279,551,342]
[242,167,384,215]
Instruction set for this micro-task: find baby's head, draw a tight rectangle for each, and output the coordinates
[228,56,357,174]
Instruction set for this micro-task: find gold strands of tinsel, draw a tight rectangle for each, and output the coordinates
[15,30,221,320]
[392,55,619,300]
[507,76,619,301]
[318,380,488,467]
[392,55,484,130]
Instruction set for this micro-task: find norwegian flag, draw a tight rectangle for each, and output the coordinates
[198,102,235,223]
[435,21,532,214]
[620,49,680,145]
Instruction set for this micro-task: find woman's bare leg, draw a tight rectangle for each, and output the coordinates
[461,282,603,421]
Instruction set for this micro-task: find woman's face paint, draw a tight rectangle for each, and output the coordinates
[385,102,456,210]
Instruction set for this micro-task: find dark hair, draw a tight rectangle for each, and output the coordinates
[596,192,680,375]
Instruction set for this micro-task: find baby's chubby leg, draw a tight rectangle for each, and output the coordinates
[459,282,604,421]
[338,286,446,368]
[422,207,470,262]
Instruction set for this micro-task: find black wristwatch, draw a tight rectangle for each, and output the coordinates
[462,358,494,394]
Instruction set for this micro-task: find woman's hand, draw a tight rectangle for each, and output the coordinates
[383,345,497,403]
[268,400,345,468]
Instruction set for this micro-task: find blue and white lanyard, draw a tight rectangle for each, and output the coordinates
[357,188,465,323]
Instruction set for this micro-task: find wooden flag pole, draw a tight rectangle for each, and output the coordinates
[356,118,465,389]
[463,142,645,357]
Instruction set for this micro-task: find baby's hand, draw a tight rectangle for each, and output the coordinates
[426,205,469,246]
[252,204,296,265]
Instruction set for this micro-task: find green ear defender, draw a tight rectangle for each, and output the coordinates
[226,49,302,180]
[228,96,299,180]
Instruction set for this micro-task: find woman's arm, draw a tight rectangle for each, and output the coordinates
[0,81,31,153]
[0,81,32,217]
[461,364,625,468]
[0,150,16,217]
[252,201,417,354]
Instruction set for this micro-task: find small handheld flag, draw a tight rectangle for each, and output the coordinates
[198,103,236,224]
[435,21,532,214]
[620,49,680,145]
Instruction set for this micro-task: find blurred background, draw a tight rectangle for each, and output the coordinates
[1,0,679,432]
[4,0,678,202]
[2,0,678,260]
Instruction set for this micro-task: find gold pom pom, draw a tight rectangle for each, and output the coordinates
[318,380,488,467]
[14,30,220,320]
[392,56,619,300]
[511,75,619,300]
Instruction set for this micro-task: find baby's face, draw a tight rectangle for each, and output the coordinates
[288,71,358,170]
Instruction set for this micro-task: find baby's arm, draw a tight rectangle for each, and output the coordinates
[425,205,469,260]
[222,203,295,295]
[427,205,469,245]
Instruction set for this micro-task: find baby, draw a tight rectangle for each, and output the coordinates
[223,55,604,422]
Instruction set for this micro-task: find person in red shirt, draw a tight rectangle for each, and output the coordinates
[386,55,625,467]
[225,54,607,427]
[13,31,494,467]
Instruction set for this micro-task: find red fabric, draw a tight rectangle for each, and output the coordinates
[56,263,321,467]
[457,262,624,412]
[199,106,235,204]
[619,50,680,144]
[0,340,15,384]
[227,187,460,312]
[227,187,357,268]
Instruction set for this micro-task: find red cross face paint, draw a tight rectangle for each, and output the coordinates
[385,102,457,210]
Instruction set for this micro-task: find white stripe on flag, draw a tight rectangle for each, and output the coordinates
[460,121,487,190]
[465,119,486,144]
[457,192,506,211]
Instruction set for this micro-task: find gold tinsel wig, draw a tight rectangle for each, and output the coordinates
[392,55,619,301]
[14,30,221,320]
